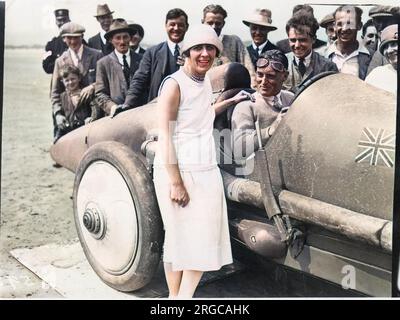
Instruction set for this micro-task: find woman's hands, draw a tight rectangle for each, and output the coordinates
[170,181,190,207]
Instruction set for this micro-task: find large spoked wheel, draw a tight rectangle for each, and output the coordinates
[73,141,163,292]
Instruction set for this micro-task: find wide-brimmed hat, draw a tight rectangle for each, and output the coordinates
[379,24,398,54]
[181,24,223,54]
[369,5,395,18]
[127,21,145,38]
[242,9,277,31]
[104,20,135,40]
[94,4,114,17]
[54,9,69,18]
[319,13,335,28]
[60,22,85,37]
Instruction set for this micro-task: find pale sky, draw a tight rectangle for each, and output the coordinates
[4,0,399,46]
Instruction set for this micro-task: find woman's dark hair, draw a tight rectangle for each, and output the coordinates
[285,10,319,38]
[203,4,227,19]
[165,8,188,26]
[182,45,220,59]
[61,65,82,79]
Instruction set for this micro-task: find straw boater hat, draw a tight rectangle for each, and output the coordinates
[319,13,335,28]
[181,24,223,54]
[60,22,85,37]
[94,4,114,17]
[242,9,277,31]
[379,24,398,55]
[104,20,135,41]
[127,21,145,38]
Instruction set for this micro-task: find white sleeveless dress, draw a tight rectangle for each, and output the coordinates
[153,68,233,271]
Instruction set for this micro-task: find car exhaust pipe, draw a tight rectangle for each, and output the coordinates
[229,218,288,259]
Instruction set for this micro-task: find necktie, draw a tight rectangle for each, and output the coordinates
[174,44,180,63]
[298,58,306,77]
[73,50,83,72]
[122,54,130,85]
[254,47,259,60]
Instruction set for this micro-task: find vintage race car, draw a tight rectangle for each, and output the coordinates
[50,63,395,296]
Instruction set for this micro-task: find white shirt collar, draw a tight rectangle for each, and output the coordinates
[114,49,131,66]
[167,40,182,55]
[257,91,283,107]
[100,30,107,45]
[293,50,312,67]
[326,40,370,58]
[134,46,141,54]
[252,40,269,52]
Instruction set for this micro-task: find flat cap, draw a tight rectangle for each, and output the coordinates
[60,22,85,37]
[369,5,396,18]
[319,13,335,28]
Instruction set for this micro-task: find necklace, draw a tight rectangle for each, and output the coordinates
[183,69,205,83]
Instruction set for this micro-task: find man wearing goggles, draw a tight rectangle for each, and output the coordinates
[231,50,295,163]
[283,10,337,93]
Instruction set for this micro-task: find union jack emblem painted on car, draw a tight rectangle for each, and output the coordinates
[355,127,395,168]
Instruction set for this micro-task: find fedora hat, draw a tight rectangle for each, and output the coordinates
[181,24,223,54]
[242,9,277,30]
[104,20,135,41]
[379,24,398,55]
[60,22,85,37]
[94,4,114,17]
[127,21,145,38]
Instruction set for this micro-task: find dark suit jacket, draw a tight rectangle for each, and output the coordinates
[246,41,279,69]
[42,36,68,74]
[124,41,176,108]
[96,50,142,115]
[88,33,114,55]
[51,45,103,116]
[276,38,327,54]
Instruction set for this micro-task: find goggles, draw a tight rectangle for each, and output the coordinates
[256,58,285,72]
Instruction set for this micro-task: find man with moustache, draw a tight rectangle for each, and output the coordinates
[325,5,371,80]
[51,22,103,142]
[112,8,189,116]
[88,4,114,55]
[231,50,295,162]
[283,11,338,93]
[365,24,398,94]
[242,8,278,69]
[95,20,142,116]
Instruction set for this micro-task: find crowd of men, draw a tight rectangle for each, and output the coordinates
[43,3,398,163]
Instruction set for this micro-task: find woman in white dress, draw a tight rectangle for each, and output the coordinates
[153,25,233,298]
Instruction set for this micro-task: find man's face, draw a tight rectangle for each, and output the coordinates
[111,32,131,54]
[63,36,83,52]
[288,27,314,59]
[55,16,70,29]
[130,30,142,48]
[362,26,378,49]
[250,24,270,46]
[383,42,398,70]
[325,22,337,44]
[334,10,360,45]
[256,65,287,97]
[202,12,225,37]
[165,15,188,43]
[97,14,113,32]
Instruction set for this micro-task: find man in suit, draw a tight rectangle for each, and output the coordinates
[96,20,142,116]
[242,9,278,69]
[51,22,103,141]
[88,4,114,55]
[128,21,146,56]
[283,11,338,93]
[42,9,70,74]
[276,5,326,54]
[115,8,188,114]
